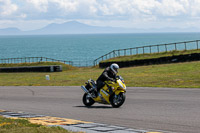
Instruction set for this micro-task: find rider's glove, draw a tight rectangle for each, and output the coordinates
[111,78,116,83]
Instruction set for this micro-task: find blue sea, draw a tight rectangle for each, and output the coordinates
[0,33,200,66]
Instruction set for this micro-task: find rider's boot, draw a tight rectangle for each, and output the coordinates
[90,87,98,98]
[92,87,99,98]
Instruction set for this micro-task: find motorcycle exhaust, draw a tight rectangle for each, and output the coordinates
[81,85,89,93]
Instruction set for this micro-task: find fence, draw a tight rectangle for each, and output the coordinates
[93,40,200,66]
[0,57,73,66]
[0,57,94,67]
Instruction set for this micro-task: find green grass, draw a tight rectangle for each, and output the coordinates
[120,61,200,88]
[0,116,75,133]
[0,62,76,71]
[101,49,200,62]
[0,61,200,88]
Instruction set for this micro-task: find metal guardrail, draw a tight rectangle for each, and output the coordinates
[0,57,73,66]
[93,40,200,66]
[0,57,94,67]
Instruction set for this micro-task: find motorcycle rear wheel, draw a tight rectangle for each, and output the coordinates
[82,93,95,107]
[110,93,126,108]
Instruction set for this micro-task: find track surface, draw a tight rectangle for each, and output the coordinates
[0,86,200,133]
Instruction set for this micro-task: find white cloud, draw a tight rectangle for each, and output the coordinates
[3,0,198,19]
[0,0,18,16]
[190,0,200,16]
[25,0,48,12]
[131,0,160,15]
[50,0,78,13]
[24,0,80,14]
[157,0,187,16]
[1,0,200,30]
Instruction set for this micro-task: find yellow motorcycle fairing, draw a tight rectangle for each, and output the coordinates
[92,78,126,104]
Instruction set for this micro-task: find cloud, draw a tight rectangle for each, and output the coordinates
[24,0,80,14]
[190,0,200,17]
[25,0,48,12]
[1,0,200,30]
[156,0,187,16]
[3,0,200,20]
[51,0,78,12]
[0,0,18,16]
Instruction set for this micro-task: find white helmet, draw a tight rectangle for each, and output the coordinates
[110,63,119,74]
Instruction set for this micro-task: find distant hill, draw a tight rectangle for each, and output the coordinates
[27,21,135,35]
[0,27,23,35]
[0,21,199,35]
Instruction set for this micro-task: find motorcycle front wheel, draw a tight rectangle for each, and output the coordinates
[110,93,126,108]
[82,93,95,107]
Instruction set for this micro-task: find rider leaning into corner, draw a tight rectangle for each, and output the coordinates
[96,63,119,95]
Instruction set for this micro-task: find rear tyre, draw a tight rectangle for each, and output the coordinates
[110,93,126,108]
[82,93,95,107]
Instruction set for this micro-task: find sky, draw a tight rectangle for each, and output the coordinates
[0,0,200,31]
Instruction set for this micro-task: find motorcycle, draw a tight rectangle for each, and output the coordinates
[81,75,126,108]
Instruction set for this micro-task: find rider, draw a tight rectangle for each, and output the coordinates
[96,63,119,95]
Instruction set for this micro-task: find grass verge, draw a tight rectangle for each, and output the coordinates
[0,61,200,88]
[0,116,75,133]
[101,49,200,62]
[0,62,76,71]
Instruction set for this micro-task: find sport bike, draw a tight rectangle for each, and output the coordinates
[81,76,126,108]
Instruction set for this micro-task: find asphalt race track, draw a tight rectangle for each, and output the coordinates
[0,86,200,133]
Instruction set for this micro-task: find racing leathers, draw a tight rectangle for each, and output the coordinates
[96,67,117,93]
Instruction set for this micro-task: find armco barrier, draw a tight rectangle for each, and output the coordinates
[0,65,62,72]
[0,57,73,66]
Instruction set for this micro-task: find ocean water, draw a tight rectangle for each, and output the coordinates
[0,33,200,66]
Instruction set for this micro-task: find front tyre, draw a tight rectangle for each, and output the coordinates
[82,93,95,107]
[110,93,126,108]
